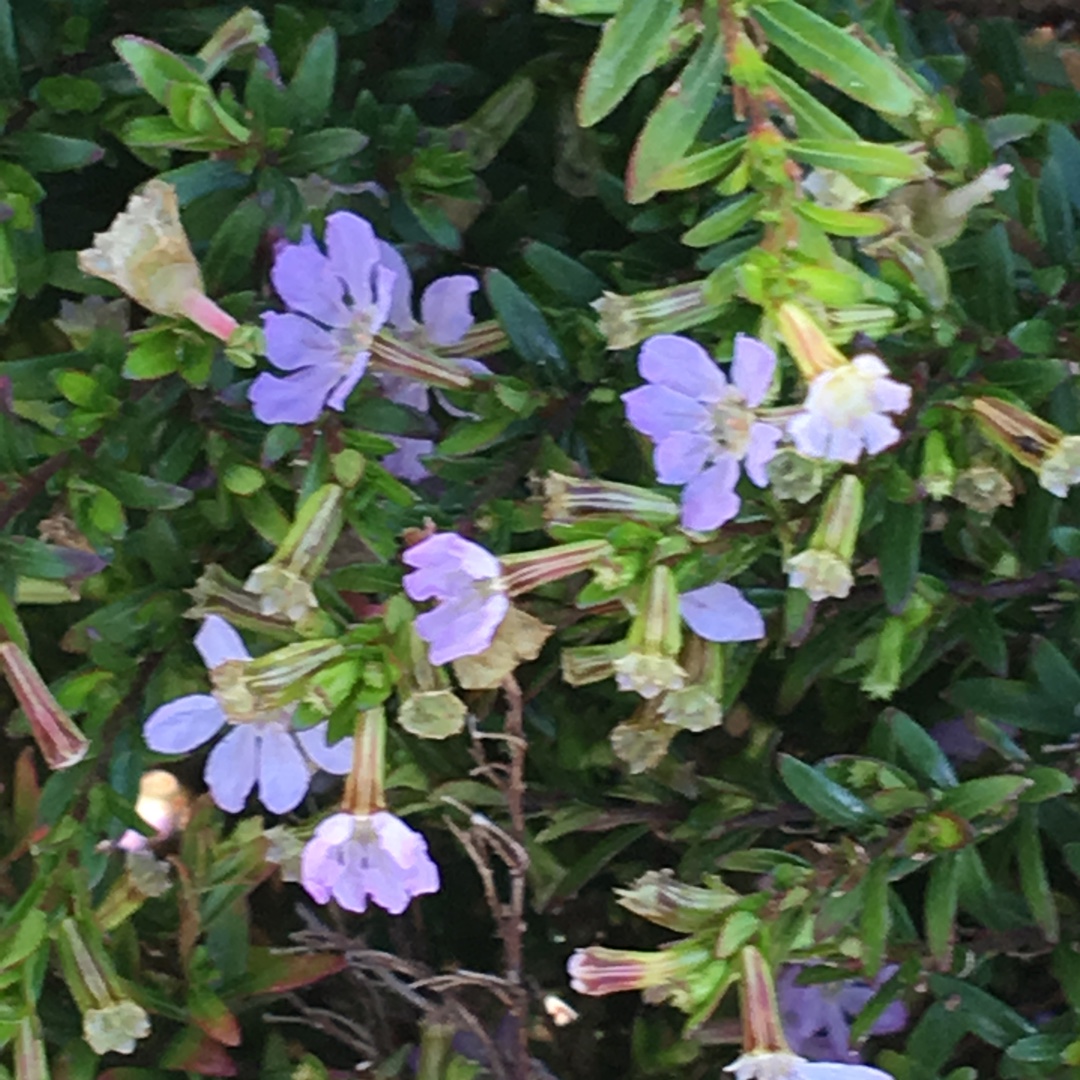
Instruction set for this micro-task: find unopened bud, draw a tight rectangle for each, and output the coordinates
[541,472,679,526]
[615,869,741,932]
[920,430,955,499]
[775,301,847,380]
[785,475,863,601]
[613,566,685,699]
[593,280,712,351]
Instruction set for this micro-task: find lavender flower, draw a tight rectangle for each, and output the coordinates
[788,355,911,464]
[248,212,397,424]
[402,534,509,666]
[142,617,353,814]
[300,810,439,913]
[622,334,782,532]
[725,1055,894,1080]
[777,966,907,1064]
[680,582,765,642]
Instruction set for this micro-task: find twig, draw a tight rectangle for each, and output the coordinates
[947,558,1080,600]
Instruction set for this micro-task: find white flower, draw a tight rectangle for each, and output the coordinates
[1039,435,1080,497]
[789,355,911,464]
[725,1050,893,1080]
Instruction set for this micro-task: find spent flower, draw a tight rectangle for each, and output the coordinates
[786,476,864,602]
[622,334,782,531]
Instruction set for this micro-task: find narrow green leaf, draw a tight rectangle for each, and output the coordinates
[522,241,605,304]
[948,678,1072,734]
[650,138,746,194]
[287,29,338,130]
[1017,805,1059,942]
[749,0,921,116]
[0,0,20,99]
[682,192,764,247]
[114,36,206,106]
[484,269,569,382]
[764,65,857,140]
[928,975,1036,1046]
[956,600,1008,676]
[789,139,931,181]
[203,197,266,293]
[924,853,959,968]
[886,709,957,789]
[626,18,725,204]
[860,858,891,975]
[2,133,103,172]
[576,0,682,127]
[939,776,1033,820]
[778,754,879,828]
[878,501,923,611]
[794,201,891,237]
[1029,637,1080,712]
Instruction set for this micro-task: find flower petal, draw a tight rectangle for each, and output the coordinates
[680,583,765,642]
[383,436,434,482]
[826,426,865,464]
[681,457,741,531]
[420,275,479,346]
[744,421,783,486]
[271,241,349,327]
[249,365,341,425]
[296,722,354,774]
[263,312,340,372]
[375,240,416,332]
[402,533,502,581]
[858,413,901,456]
[257,724,311,813]
[325,353,369,411]
[300,837,338,903]
[654,432,712,485]
[204,725,259,813]
[797,1064,895,1080]
[623,385,711,442]
[731,334,776,407]
[789,412,830,459]
[325,211,381,310]
[417,592,510,666]
[144,694,226,753]
[194,616,249,669]
[639,335,727,402]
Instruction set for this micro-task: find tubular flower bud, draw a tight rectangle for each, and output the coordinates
[567,942,713,999]
[55,918,151,1056]
[786,476,864,602]
[244,484,344,622]
[15,1014,48,1080]
[77,181,238,342]
[0,641,90,769]
[499,539,613,597]
[920,430,956,499]
[613,566,686,700]
[541,471,679,526]
[593,280,713,351]
[775,302,848,380]
[615,869,742,932]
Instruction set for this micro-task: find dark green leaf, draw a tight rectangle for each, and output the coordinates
[886,708,957,788]
[878,501,923,611]
[286,28,337,130]
[778,754,880,828]
[484,269,569,382]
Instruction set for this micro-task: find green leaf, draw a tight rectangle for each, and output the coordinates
[681,193,764,248]
[576,0,682,127]
[1029,637,1080,712]
[522,242,605,304]
[778,754,879,828]
[788,139,931,181]
[1039,156,1075,266]
[983,359,1068,405]
[123,332,182,381]
[764,65,858,140]
[280,128,368,172]
[925,853,959,968]
[948,678,1072,734]
[2,133,102,172]
[878,501,923,611]
[114,35,206,105]
[203,197,266,293]
[650,138,747,194]
[0,0,19,98]
[1017,805,1059,942]
[860,857,891,975]
[96,471,193,511]
[939,776,1033,820]
[626,18,725,204]
[439,413,517,456]
[0,910,47,971]
[928,975,1036,1046]
[794,201,891,237]
[749,0,921,116]
[956,600,1008,676]
[286,28,337,130]
[885,709,957,789]
[484,269,569,382]
[0,537,104,580]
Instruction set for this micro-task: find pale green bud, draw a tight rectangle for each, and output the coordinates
[593,280,712,351]
[920,430,956,499]
[785,476,863,601]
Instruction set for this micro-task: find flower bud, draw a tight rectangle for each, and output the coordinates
[737,945,790,1055]
[244,484,344,622]
[775,301,847,380]
[540,472,679,526]
[953,465,1014,513]
[615,869,741,932]
[920,430,956,499]
[765,448,826,504]
[368,328,480,389]
[15,1015,48,1080]
[0,641,90,769]
[971,396,1061,469]
[560,642,623,687]
[499,539,613,596]
[593,280,712,350]
[785,475,863,601]
[55,918,151,1056]
[659,637,724,732]
[613,566,686,699]
[77,181,238,342]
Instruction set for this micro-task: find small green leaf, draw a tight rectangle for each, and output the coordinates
[682,193,764,248]
[948,678,1071,734]
[878,501,923,612]
[885,709,957,789]
[576,0,682,127]
[764,65,858,140]
[2,133,102,172]
[789,139,931,181]
[626,18,725,204]
[939,776,1033,820]
[794,201,891,237]
[1017,805,1059,942]
[114,36,206,105]
[123,333,181,380]
[778,754,880,828]
[522,242,605,304]
[484,269,569,382]
[650,138,747,194]
[281,128,367,172]
[860,858,891,975]
[0,0,20,98]
[925,853,959,968]
[956,600,1008,676]
[749,0,922,116]
[286,27,337,130]
[203,197,266,293]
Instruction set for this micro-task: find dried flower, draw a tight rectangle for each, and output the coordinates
[952,465,1014,512]
[786,476,864,601]
[622,334,782,531]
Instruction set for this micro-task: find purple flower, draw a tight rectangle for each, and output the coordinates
[622,334,782,532]
[725,1056,894,1080]
[680,582,765,642]
[142,617,353,814]
[300,809,439,914]
[249,212,397,425]
[788,354,911,464]
[777,965,907,1064]
[402,533,509,666]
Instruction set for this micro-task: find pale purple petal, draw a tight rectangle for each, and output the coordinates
[325,353,369,412]
[744,422,782,486]
[654,432,712,485]
[144,694,226,753]
[417,592,510,666]
[402,533,502,583]
[420,275,479,346]
[249,365,341,425]
[858,413,901,456]
[870,378,911,414]
[680,583,765,642]
[850,353,889,379]
[271,242,349,327]
[300,838,335,902]
[296,723,354,774]
[375,240,416,332]
[731,334,776,407]
[789,412,830,459]
[314,810,356,845]
[623,385,711,441]
[384,436,434,481]
[639,335,727,402]
[798,1065,895,1080]
[194,616,249,669]
[204,725,259,813]
[380,375,429,410]
[325,212,381,310]
[681,457,741,531]
[257,724,311,813]
[370,264,397,335]
[826,427,865,464]
[263,312,340,372]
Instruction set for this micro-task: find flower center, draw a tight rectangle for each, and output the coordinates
[711,388,754,457]
[811,365,874,424]
[335,307,379,369]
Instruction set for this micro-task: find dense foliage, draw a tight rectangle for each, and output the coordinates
[2,1,1080,1078]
